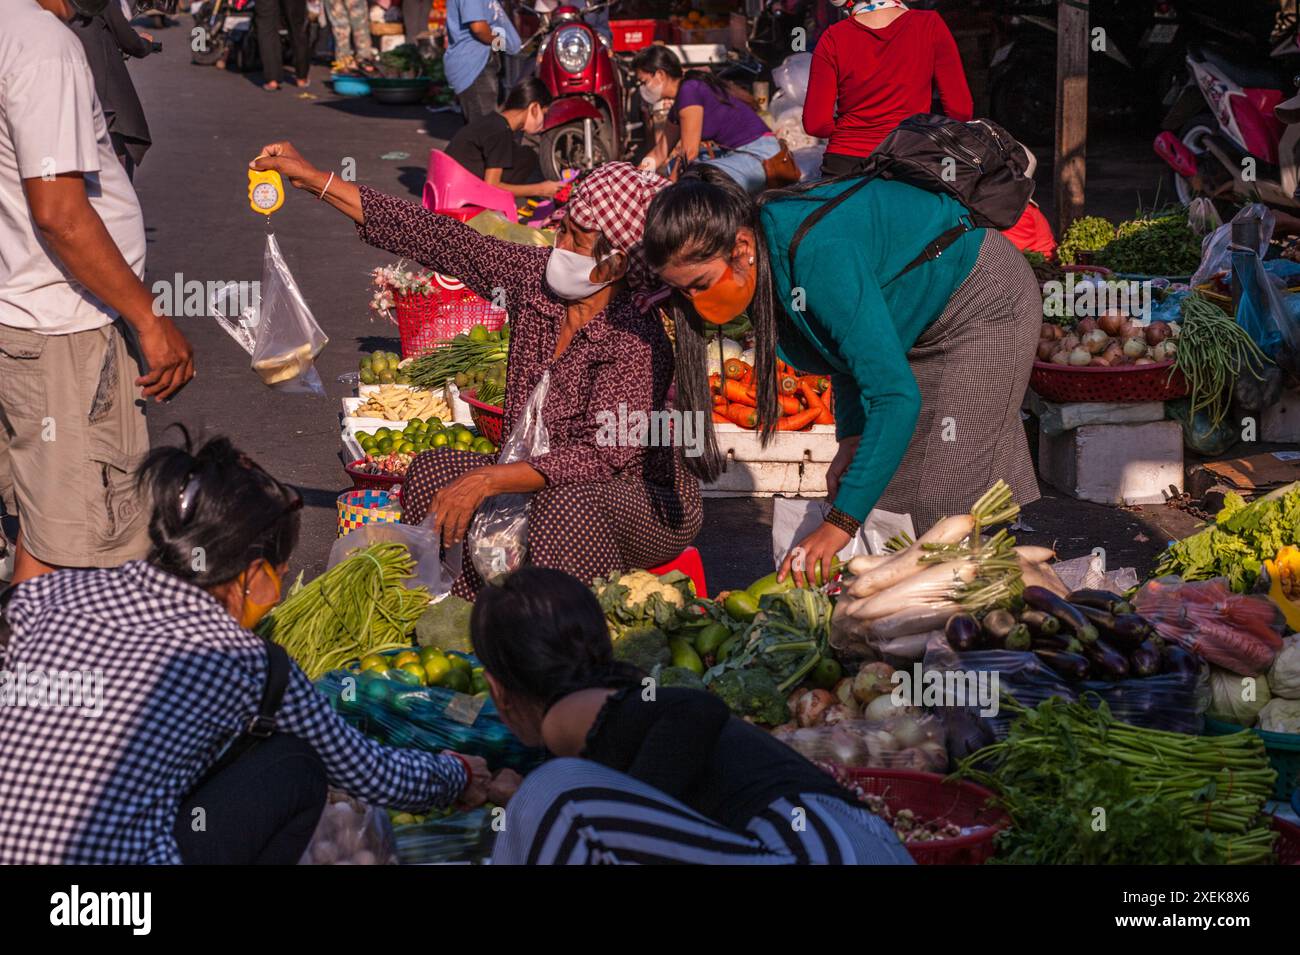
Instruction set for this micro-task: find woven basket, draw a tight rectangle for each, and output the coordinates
[337,488,401,538]
[394,276,505,359]
[1030,360,1189,403]
[841,768,1008,865]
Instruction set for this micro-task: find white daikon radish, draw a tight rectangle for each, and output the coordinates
[1014,545,1057,563]
[851,560,976,620]
[846,553,891,576]
[866,602,962,641]
[1018,556,1070,597]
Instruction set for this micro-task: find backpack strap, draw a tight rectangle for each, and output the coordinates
[786,175,875,277]
[888,218,976,285]
[246,640,291,738]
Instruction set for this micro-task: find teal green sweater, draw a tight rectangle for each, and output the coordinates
[760,177,984,523]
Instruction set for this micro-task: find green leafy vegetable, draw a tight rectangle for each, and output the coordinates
[1057,216,1116,266]
[1155,481,1300,592]
[1094,207,1202,275]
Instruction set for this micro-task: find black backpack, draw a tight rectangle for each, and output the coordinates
[787,114,1035,282]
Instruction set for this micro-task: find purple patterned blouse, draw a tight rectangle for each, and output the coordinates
[356,187,677,486]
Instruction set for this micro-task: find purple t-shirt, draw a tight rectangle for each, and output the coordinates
[668,77,771,150]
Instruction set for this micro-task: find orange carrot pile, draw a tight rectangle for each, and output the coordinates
[710,359,834,432]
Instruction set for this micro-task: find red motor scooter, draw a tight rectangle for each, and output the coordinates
[521,0,644,179]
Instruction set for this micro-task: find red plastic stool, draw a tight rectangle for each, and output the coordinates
[648,546,707,598]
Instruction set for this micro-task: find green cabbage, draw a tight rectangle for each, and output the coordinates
[1207,667,1271,727]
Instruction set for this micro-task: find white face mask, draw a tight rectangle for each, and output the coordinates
[639,79,665,105]
[545,247,613,301]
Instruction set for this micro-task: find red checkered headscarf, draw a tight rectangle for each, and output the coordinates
[565,162,669,290]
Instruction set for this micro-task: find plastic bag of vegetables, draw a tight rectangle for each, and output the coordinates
[1258,697,1300,734]
[468,372,550,584]
[299,791,397,865]
[391,806,494,865]
[1268,636,1300,700]
[1134,577,1284,676]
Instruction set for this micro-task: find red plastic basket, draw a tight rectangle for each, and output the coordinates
[345,458,407,491]
[1029,360,1190,403]
[1273,815,1300,865]
[394,276,505,359]
[610,18,669,51]
[462,389,505,445]
[842,768,1008,865]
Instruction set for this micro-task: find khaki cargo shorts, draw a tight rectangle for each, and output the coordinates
[0,320,150,567]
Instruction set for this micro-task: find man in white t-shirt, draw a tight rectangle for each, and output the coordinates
[0,0,194,584]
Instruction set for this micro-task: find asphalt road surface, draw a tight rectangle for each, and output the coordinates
[127,24,1195,593]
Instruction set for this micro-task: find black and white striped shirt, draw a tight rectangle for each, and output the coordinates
[0,561,466,864]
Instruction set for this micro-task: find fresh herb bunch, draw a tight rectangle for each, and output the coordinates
[1155,480,1300,591]
[958,697,1276,864]
[369,260,442,322]
[1094,207,1202,275]
[1057,215,1116,266]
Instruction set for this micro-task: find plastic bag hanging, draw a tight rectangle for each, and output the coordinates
[249,233,329,395]
[467,371,551,584]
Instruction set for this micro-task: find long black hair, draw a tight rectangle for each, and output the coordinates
[136,426,301,588]
[632,44,757,110]
[470,567,641,710]
[643,165,791,480]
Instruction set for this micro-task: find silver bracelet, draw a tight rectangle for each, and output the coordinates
[318,171,335,200]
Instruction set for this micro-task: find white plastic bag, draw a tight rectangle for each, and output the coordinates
[250,233,329,396]
[468,371,551,583]
[771,498,915,570]
[1190,203,1275,287]
[771,52,813,104]
[328,517,459,598]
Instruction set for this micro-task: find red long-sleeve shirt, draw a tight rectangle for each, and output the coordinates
[804,10,973,159]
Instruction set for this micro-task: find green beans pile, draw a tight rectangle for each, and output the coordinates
[1176,295,1272,429]
[406,338,509,389]
[257,542,431,679]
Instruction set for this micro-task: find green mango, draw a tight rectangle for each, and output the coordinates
[808,656,843,690]
[723,590,760,622]
[668,636,705,676]
[746,572,793,600]
[716,634,742,663]
[694,622,731,658]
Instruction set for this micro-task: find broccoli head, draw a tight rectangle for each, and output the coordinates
[611,626,672,672]
[654,665,706,692]
[708,668,789,726]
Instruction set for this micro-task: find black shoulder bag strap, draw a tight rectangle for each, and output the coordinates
[195,640,292,787]
[787,176,976,286]
[0,583,15,657]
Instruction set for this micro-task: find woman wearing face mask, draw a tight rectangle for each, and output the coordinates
[445,78,565,200]
[0,430,490,864]
[249,146,703,599]
[642,166,1041,587]
[633,45,795,194]
[472,566,913,865]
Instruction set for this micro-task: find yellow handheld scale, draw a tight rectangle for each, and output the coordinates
[248,168,285,216]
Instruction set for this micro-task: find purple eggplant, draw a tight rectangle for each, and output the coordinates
[1005,624,1032,652]
[1036,649,1091,681]
[981,609,1018,649]
[1067,589,1135,615]
[1032,632,1085,654]
[1023,586,1099,644]
[1131,639,1161,678]
[945,613,981,652]
[1020,609,1061,638]
[1085,639,1131,681]
[1162,643,1199,677]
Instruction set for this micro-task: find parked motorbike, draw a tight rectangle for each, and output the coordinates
[521,0,645,179]
[1154,23,1300,213]
[190,0,323,73]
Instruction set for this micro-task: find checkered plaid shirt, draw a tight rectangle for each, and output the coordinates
[0,561,467,864]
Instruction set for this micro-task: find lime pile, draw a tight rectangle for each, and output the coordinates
[359,350,412,386]
[355,420,496,457]
[357,646,489,696]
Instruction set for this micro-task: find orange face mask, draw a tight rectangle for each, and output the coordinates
[691,262,757,325]
[239,563,283,631]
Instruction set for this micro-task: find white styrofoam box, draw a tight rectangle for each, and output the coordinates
[713,423,838,463]
[799,462,832,496]
[342,430,364,463]
[703,461,804,496]
[1038,420,1183,505]
[1025,392,1166,437]
[1262,389,1300,442]
[343,415,410,435]
[445,382,475,426]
